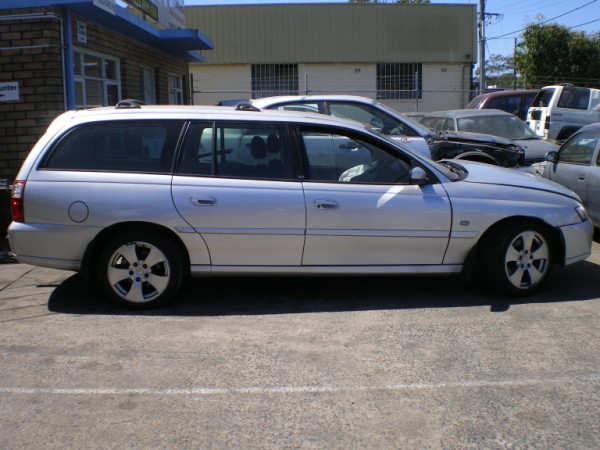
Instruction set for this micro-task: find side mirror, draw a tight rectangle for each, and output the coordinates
[545,151,558,163]
[409,166,428,185]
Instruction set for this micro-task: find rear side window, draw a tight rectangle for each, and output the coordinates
[557,87,590,110]
[177,122,295,180]
[42,121,184,173]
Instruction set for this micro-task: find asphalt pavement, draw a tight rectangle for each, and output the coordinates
[1,242,600,449]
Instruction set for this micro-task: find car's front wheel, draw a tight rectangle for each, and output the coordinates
[97,231,183,309]
[481,221,554,296]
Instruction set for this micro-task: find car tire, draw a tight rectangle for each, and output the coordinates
[480,221,553,296]
[97,231,183,309]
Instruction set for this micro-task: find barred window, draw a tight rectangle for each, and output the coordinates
[252,64,298,98]
[376,63,422,100]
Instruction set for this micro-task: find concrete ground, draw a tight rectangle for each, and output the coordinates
[1,242,600,449]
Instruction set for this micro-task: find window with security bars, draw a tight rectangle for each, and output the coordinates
[252,64,299,98]
[376,63,422,100]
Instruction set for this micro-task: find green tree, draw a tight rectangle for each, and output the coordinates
[479,54,516,88]
[515,23,600,88]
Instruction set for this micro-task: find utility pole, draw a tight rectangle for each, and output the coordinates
[478,0,485,94]
[478,0,502,94]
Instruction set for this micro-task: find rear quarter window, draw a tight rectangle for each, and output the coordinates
[557,87,590,110]
[41,121,184,173]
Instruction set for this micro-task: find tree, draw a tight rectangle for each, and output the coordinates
[478,54,516,88]
[515,23,600,88]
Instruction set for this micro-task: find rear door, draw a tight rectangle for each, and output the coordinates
[527,88,556,138]
[171,121,306,266]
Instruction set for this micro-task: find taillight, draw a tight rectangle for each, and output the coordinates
[11,180,25,223]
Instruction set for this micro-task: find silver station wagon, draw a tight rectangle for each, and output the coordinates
[8,102,593,308]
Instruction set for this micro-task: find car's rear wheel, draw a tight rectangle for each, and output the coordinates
[97,231,183,309]
[481,221,553,296]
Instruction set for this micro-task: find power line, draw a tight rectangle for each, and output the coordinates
[489,0,598,39]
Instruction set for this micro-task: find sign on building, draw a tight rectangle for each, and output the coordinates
[93,0,117,15]
[0,82,19,102]
[124,0,185,30]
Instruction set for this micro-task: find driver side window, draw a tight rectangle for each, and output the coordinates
[558,131,599,166]
[299,128,412,184]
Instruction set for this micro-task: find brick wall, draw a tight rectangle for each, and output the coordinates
[0,7,192,237]
[0,8,65,236]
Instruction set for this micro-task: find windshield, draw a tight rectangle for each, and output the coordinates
[456,115,539,140]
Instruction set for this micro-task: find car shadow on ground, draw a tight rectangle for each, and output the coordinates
[47,259,600,316]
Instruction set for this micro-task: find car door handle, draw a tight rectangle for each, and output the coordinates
[578,175,587,181]
[190,195,217,206]
[314,199,340,210]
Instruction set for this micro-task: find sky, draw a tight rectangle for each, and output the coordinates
[182,0,600,58]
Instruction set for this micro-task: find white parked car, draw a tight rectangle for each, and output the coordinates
[251,95,526,168]
[8,102,593,308]
[527,85,600,141]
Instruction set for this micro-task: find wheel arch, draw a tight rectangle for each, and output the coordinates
[80,222,191,283]
[462,215,565,279]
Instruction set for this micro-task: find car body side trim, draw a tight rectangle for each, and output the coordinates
[190,264,463,275]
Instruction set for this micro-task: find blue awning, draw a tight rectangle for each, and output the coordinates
[2,0,213,62]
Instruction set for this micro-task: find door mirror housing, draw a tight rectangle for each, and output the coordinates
[545,151,558,163]
[409,166,428,185]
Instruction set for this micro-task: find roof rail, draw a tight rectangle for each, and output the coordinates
[235,102,260,112]
[116,99,146,109]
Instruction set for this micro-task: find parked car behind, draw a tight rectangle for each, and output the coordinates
[543,123,600,227]
[8,102,592,309]
[419,109,558,162]
[251,95,524,168]
[466,89,538,121]
[527,85,600,141]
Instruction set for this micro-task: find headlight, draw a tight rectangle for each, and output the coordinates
[575,206,589,222]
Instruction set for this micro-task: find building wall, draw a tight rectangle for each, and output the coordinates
[185,4,476,65]
[192,64,251,105]
[187,3,475,113]
[0,8,65,233]
[0,7,192,235]
[191,62,472,112]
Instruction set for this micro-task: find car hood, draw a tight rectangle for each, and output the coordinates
[457,161,580,200]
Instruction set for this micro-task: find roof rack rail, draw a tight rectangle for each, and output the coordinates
[116,99,146,109]
[235,102,260,112]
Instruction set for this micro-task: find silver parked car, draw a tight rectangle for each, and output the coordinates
[8,103,593,308]
[420,109,558,162]
[543,123,600,227]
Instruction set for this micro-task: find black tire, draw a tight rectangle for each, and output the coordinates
[480,221,554,296]
[97,231,184,309]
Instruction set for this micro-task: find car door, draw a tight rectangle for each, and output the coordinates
[172,121,306,266]
[297,126,452,266]
[546,129,600,217]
